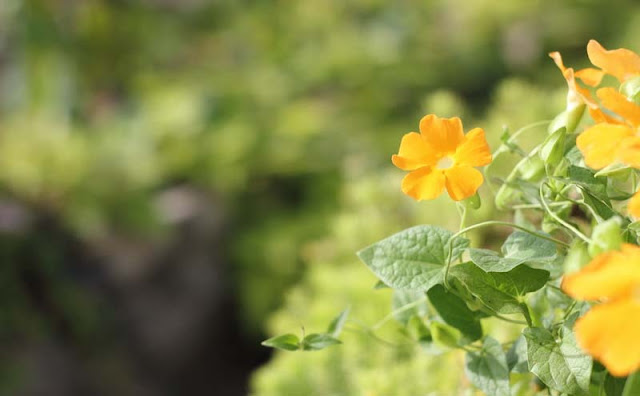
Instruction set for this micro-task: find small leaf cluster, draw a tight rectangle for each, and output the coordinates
[262,309,349,352]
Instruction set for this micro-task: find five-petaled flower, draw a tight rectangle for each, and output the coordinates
[392,115,491,201]
[563,244,640,376]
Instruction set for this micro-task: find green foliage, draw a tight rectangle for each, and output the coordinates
[357,225,469,291]
[465,337,510,396]
[469,231,558,272]
[262,334,301,352]
[427,285,483,343]
[523,319,592,395]
[450,263,549,315]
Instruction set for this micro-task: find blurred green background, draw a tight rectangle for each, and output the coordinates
[1,0,639,395]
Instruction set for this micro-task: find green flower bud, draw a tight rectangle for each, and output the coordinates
[588,217,623,257]
[463,192,481,210]
[563,241,591,274]
[548,104,585,134]
[539,127,566,168]
[519,156,546,181]
[495,184,521,210]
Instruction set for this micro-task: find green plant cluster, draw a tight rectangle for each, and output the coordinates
[253,79,566,395]
[5,0,635,337]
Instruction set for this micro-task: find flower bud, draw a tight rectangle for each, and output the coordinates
[563,241,590,274]
[463,192,481,210]
[519,156,546,181]
[539,127,566,168]
[588,217,623,257]
[548,104,585,134]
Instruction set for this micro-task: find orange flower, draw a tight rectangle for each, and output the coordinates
[563,244,640,376]
[576,87,640,169]
[549,51,614,124]
[587,40,640,83]
[391,115,491,201]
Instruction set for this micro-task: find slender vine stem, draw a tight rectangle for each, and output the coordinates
[371,296,428,331]
[485,120,551,194]
[456,202,468,232]
[540,182,593,244]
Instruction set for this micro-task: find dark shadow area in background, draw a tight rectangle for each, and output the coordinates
[1,192,270,396]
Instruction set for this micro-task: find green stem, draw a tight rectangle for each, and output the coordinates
[511,201,569,210]
[371,296,428,330]
[456,202,468,232]
[520,302,533,327]
[484,120,551,194]
[540,183,593,244]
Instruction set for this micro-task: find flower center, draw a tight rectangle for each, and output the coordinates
[436,156,454,170]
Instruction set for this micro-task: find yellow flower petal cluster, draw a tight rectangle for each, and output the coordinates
[563,244,640,376]
[392,115,491,201]
[553,40,640,218]
[550,41,640,170]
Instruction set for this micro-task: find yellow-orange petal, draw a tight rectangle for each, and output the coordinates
[587,39,640,82]
[562,243,640,301]
[564,68,599,109]
[453,128,492,167]
[587,105,623,125]
[419,115,464,156]
[443,165,483,201]
[576,123,635,169]
[549,51,567,73]
[401,167,445,201]
[574,298,640,377]
[619,136,640,168]
[628,190,640,218]
[575,68,605,87]
[597,87,640,127]
[392,132,438,170]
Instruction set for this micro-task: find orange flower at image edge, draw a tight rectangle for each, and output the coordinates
[563,244,640,376]
[392,115,492,201]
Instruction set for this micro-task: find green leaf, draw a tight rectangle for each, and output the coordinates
[357,225,469,291]
[301,333,341,351]
[449,263,549,314]
[373,280,390,289]
[506,335,528,374]
[465,336,510,396]
[469,231,557,273]
[262,334,300,351]
[427,284,482,343]
[430,321,461,349]
[392,290,427,325]
[623,371,640,396]
[604,372,627,396]
[326,308,350,337]
[582,188,616,220]
[567,165,607,199]
[523,320,592,395]
[406,315,432,344]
